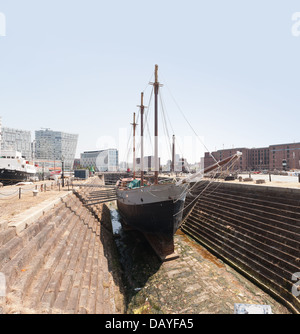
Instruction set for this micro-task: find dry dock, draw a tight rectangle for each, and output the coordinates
[115,218,289,314]
[0,178,125,314]
[0,175,297,314]
[181,177,300,314]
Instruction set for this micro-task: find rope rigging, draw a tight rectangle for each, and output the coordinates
[123,67,240,195]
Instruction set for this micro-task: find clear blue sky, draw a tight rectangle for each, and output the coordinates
[1,1,300,164]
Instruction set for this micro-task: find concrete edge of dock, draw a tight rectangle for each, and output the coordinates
[3,191,73,235]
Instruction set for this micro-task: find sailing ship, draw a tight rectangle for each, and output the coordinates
[0,150,37,185]
[116,65,242,261]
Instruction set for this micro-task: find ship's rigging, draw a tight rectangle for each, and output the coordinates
[115,65,242,261]
[123,66,237,183]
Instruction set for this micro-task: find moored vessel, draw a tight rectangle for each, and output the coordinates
[116,65,242,260]
[0,150,37,185]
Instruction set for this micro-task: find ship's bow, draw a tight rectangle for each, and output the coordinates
[117,183,188,261]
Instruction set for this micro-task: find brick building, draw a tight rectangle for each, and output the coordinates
[269,143,300,171]
[248,146,269,171]
[204,142,300,172]
[204,147,248,172]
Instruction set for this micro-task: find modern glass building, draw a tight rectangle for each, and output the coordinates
[1,127,32,160]
[35,129,78,170]
[80,149,119,172]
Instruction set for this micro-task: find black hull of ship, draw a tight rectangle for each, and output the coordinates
[0,169,34,185]
[117,198,185,261]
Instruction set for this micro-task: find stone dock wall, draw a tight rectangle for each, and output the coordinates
[1,174,297,314]
[0,179,125,314]
[181,181,300,314]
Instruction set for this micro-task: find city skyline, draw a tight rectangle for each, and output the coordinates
[2,115,300,171]
[1,1,300,164]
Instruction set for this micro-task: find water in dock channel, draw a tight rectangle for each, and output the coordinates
[107,202,290,315]
[109,203,162,313]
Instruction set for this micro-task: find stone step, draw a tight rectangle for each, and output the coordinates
[7,192,73,234]
[77,216,100,314]
[0,228,17,248]
[3,200,83,313]
[215,190,300,219]
[1,187,125,314]
[26,204,107,314]
[189,181,300,207]
[182,221,295,303]
[182,181,300,313]
[2,201,82,297]
[191,206,299,259]
[187,212,299,278]
[194,196,299,243]
[0,201,68,269]
[31,207,89,313]
[64,213,96,314]
[50,211,92,313]
[199,191,300,229]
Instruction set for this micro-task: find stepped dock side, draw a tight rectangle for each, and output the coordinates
[181,180,300,314]
[0,178,125,314]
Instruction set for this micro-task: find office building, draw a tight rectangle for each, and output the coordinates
[80,149,119,172]
[135,155,161,172]
[35,129,78,170]
[1,126,32,159]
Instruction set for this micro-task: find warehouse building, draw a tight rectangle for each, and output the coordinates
[204,142,300,172]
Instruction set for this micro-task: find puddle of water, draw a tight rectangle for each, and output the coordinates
[110,208,122,235]
[108,205,161,300]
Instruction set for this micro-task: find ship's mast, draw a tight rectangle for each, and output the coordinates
[139,92,145,186]
[154,64,159,184]
[131,112,137,179]
[171,134,175,173]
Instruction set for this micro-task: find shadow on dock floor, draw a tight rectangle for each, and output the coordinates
[107,202,290,314]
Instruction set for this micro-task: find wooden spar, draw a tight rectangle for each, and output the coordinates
[149,64,163,184]
[154,64,159,184]
[176,151,242,185]
[203,152,242,174]
[140,92,145,186]
[131,112,137,179]
[171,134,175,173]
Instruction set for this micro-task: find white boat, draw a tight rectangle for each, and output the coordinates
[0,150,37,185]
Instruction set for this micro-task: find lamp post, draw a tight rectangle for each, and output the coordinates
[62,159,65,187]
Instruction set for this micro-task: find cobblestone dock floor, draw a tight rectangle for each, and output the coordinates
[116,220,290,314]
